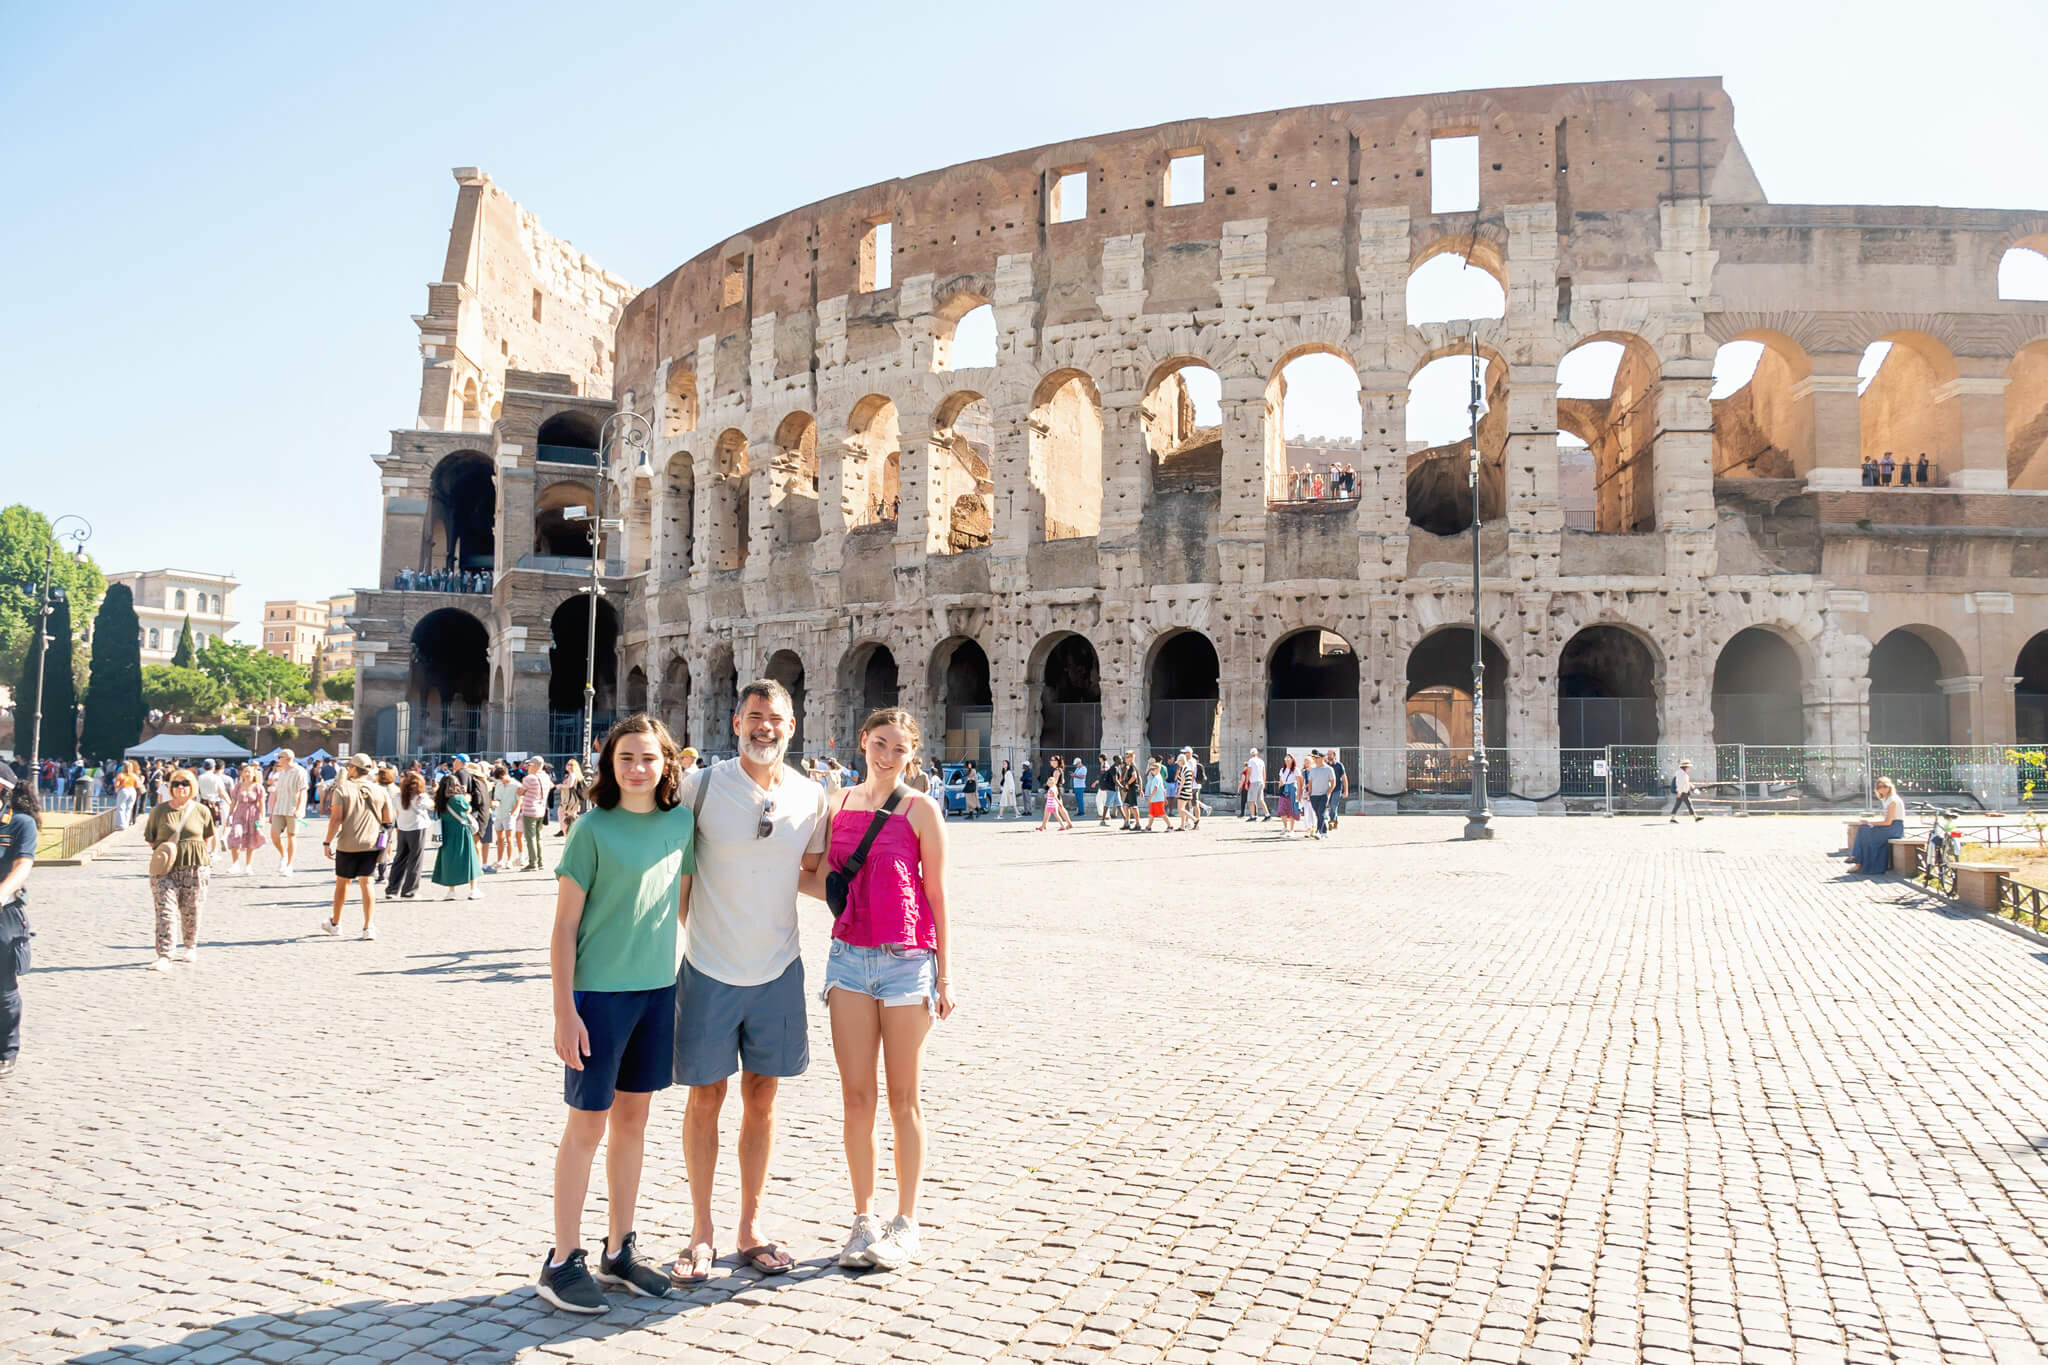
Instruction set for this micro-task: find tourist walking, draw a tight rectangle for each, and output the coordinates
[995,760,1019,818]
[491,762,522,870]
[811,707,955,1270]
[386,769,430,899]
[0,769,39,1079]
[1175,748,1202,830]
[670,680,830,1285]
[144,769,216,971]
[1245,747,1270,820]
[430,772,483,900]
[268,750,308,877]
[319,754,394,940]
[959,763,981,819]
[1275,754,1301,835]
[113,760,141,829]
[1666,758,1703,822]
[194,760,228,829]
[1302,751,1335,840]
[520,756,552,870]
[537,714,694,1314]
[1117,751,1142,830]
[447,754,491,863]
[558,759,588,836]
[1142,759,1169,831]
[1326,750,1347,829]
[223,763,268,874]
[1094,753,1115,825]
[1036,757,1073,831]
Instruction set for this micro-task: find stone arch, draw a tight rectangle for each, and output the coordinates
[1144,627,1221,767]
[1997,232,2048,302]
[536,411,601,464]
[408,607,490,754]
[2015,630,2048,745]
[932,390,994,553]
[703,641,739,746]
[1558,622,1662,749]
[838,640,902,757]
[934,290,997,372]
[1029,630,1102,765]
[844,395,901,532]
[534,479,596,558]
[1711,626,1806,747]
[1406,238,1507,326]
[2005,339,2048,489]
[1406,343,1508,534]
[548,596,620,733]
[1558,332,1660,533]
[1141,356,1224,494]
[1711,329,1813,478]
[928,635,993,769]
[1267,343,1363,505]
[1866,624,1964,745]
[1859,329,1961,481]
[662,654,691,748]
[663,366,699,439]
[427,450,496,573]
[1265,627,1360,758]
[1030,369,1103,542]
[764,648,807,755]
[772,411,821,547]
[1405,626,1509,749]
[624,665,648,714]
[711,430,749,570]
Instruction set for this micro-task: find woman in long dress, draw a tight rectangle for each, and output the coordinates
[1848,776,1907,874]
[223,765,269,875]
[430,774,482,899]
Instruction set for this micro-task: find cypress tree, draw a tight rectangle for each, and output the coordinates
[81,583,145,759]
[15,590,79,760]
[172,615,196,667]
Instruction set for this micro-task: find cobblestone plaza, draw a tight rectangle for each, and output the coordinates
[5,817,2048,1365]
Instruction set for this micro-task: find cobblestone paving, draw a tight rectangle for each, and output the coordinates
[5,813,2048,1364]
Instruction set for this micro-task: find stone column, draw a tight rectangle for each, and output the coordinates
[1991,675,2023,748]
[988,414,1033,593]
[1357,375,1409,582]
[688,451,714,591]
[812,436,849,579]
[1503,369,1561,583]
[895,412,946,559]
[1936,367,2010,490]
[1802,354,1864,489]
[742,456,773,584]
[1940,674,1986,747]
[1217,385,1270,583]
[1654,360,1718,578]
[1507,594,1560,796]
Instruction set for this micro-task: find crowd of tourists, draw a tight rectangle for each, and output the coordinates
[1861,452,1933,487]
[1285,461,1361,501]
[392,566,493,593]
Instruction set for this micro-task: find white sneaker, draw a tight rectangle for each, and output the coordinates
[467,887,484,901]
[150,956,174,973]
[359,925,377,941]
[317,918,339,936]
[865,1214,921,1270]
[175,944,197,963]
[279,863,294,878]
[444,887,458,900]
[839,1212,885,1269]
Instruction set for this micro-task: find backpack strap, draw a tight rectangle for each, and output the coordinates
[690,763,714,823]
[836,784,911,880]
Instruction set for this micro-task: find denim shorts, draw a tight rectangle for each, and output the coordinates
[822,940,936,1012]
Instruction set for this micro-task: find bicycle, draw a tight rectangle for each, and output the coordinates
[1911,802,1962,895]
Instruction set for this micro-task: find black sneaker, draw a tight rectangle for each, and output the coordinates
[535,1247,607,1314]
[0,1057,15,1080]
[595,1231,671,1298]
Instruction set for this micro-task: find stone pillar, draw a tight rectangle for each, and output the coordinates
[896,412,946,558]
[1361,621,1405,800]
[1940,674,1986,747]
[804,684,838,763]
[812,437,848,579]
[989,413,1032,593]
[1508,594,1560,796]
[1096,396,1148,596]
[1991,675,2023,748]
[1217,385,1270,583]
[688,451,715,591]
[1655,360,1718,578]
[1802,354,1864,489]
[1098,631,1141,758]
[1503,369,1561,584]
[742,457,773,584]
[1936,367,2010,490]
[1357,375,1409,582]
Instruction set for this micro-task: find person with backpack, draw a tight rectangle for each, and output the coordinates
[1667,759,1703,822]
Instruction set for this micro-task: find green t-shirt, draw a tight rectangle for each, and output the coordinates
[555,801,696,992]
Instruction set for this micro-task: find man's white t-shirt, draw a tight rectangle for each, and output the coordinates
[1246,755,1266,787]
[680,759,828,987]
[196,770,225,802]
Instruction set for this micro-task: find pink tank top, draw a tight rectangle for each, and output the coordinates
[828,806,936,950]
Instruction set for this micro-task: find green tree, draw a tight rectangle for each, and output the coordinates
[322,668,355,703]
[81,583,146,758]
[16,589,80,759]
[0,504,105,686]
[141,664,226,720]
[171,616,196,667]
[196,638,310,706]
[307,640,326,702]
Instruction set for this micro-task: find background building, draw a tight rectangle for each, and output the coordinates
[262,600,328,666]
[324,593,356,674]
[352,80,2048,807]
[107,570,239,663]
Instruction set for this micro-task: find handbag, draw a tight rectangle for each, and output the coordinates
[148,805,194,878]
[825,785,909,919]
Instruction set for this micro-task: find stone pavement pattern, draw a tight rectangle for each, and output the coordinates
[4,815,2048,1365]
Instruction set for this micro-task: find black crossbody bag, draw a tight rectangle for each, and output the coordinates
[825,785,909,919]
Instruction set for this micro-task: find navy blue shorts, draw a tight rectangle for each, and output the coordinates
[672,957,809,1087]
[564,984,675,1111]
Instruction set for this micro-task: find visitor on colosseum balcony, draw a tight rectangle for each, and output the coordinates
[1880,452,1896,486]
[1915,453,1930,486]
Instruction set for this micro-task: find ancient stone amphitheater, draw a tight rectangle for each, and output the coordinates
[353,76,2048,805]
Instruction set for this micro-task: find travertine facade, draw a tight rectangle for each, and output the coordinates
[354,80,2048,798]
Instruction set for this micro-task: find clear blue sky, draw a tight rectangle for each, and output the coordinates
[5,0,2043,640]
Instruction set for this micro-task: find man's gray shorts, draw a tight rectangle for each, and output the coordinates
[673,957,809,1086]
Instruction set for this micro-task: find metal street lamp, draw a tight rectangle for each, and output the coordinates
[569,411,650,759]
[1463,328,1493,840]
[27,514,92,778]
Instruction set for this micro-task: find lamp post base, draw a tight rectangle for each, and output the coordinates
[1463,810,1494,840]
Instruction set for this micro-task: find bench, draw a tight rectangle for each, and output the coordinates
[1952,863,2017,910]
[1888,837,1927,876]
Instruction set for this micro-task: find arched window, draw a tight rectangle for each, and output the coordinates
[2008,341,2048,490]
[1268,349,1362,505]
[148,628,159,649]
[1558,335,1660,532]
[1030,371,1102,542]
[1858,332,1959,485]
[932,393,993,553]
[1142,359,1223,493]
[1998,245,2048,301]
[173,590,186,609]
[1406,248,1505,325]
[844,398,900,530]
[1406,350,1505,534]
[1711,332,1812,479]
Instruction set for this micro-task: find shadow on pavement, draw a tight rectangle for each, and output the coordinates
[358,948,548,983]
[63,1256,863,1364]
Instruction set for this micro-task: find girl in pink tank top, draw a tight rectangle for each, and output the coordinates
[810,706,954,1273]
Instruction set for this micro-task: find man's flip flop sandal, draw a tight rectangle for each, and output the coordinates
[668,1243,716,1286]
[739,1243,794,1275]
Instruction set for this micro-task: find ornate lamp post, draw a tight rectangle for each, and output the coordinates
[572,411,650,759]
[26,514,92,777]
[1463,328,1493,840]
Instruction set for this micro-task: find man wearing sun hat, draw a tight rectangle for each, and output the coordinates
[319,754,394,940]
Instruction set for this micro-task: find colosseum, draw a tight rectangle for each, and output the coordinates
[351,76,2048,808]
